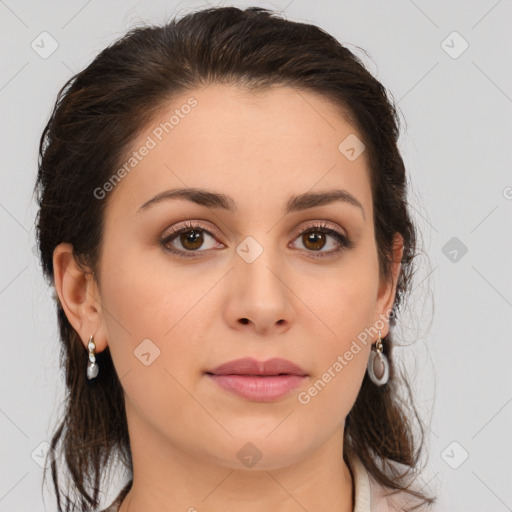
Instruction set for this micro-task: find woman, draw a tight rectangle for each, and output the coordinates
[34,6,436,511]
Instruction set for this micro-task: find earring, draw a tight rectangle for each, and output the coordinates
[87,335,99,380]
[367,330,389,386]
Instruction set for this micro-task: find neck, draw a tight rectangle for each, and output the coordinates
[117,407,354,512]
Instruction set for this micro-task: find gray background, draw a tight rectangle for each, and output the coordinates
[1,0,511,510]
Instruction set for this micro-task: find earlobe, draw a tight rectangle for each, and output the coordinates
[52,243,107,352]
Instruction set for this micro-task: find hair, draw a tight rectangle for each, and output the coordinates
[34,5,435,511]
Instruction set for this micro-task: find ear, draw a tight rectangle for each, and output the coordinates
[52,243,108,353]
[375,233,404,338]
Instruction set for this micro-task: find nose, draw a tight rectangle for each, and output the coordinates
[224,245,295,336]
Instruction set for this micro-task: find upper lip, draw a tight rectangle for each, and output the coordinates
[206,357,308,377]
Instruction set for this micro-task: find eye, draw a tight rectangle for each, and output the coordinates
[160,220,354,259]
[160,221,224,259]
[290,221,354,258]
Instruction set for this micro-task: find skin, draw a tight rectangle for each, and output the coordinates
[53,83,403,512]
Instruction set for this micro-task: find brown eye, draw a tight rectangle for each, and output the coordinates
[179,229,204,250]
[160,221,223,258]
[302,231,327,251]
[291,222,354,258]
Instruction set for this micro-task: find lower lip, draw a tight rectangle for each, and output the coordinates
[207,374,307,402]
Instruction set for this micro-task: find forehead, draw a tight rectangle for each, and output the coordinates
[106,83,372,218]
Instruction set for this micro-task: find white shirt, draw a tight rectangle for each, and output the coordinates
[347,451,431,512]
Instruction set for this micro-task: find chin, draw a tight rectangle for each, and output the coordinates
[209,431,315,471]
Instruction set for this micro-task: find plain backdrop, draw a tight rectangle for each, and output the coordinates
[1,1,511,511]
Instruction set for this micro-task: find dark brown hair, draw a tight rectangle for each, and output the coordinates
[34,5,435,511]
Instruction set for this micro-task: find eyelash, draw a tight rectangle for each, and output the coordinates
[159,220,354,259]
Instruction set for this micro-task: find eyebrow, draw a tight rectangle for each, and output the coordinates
[138,187,365,219]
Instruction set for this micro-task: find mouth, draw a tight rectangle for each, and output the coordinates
[205,357,308,402]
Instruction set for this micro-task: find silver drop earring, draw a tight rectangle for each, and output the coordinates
[367,330,389,386]
[87,335,99,380]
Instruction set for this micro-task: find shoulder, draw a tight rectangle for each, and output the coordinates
[99,480,132,512]
[368,472,431,512]
[347,451,435,512]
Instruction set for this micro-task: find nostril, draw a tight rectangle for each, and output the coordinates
[240,318,249,325]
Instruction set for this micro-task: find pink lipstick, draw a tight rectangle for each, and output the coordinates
[206,357,308,402]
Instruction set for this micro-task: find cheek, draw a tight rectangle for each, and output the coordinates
[303,256,379,343]
[297,296,372,428]
[98,249,208,382]
[99,257,206,432]
[297,349,368,437]
[100,242,202,335]
[295,260,377,416]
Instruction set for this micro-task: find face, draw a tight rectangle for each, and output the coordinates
[67,84,400,471]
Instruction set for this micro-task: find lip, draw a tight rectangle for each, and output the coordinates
[205,357,308,402]
[207,357,308,377]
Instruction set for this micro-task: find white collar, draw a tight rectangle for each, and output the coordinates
[346,451,429,512]
[346,451,372,512]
